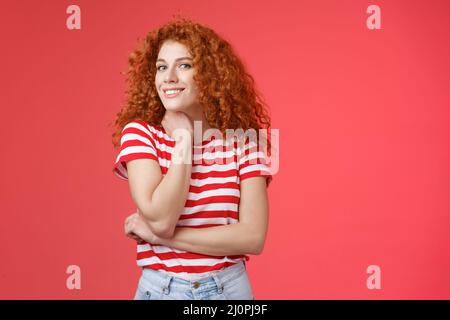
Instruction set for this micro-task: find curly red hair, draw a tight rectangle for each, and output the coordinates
[111,17,272,152]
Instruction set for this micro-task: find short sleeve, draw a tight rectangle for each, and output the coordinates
[112,121,158,180]
[237,137,273,187]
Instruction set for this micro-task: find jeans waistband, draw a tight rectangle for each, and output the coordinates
[141,261,246,294]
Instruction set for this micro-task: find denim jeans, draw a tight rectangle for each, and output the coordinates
[133,261,255,300]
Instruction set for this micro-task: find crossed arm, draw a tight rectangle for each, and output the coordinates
[124,173,269,256]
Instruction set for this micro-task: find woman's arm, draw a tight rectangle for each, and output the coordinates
[125,176,269,256]
[127,134,192,238]
[126,112,194,238]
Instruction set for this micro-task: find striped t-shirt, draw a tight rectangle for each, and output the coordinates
[113,120,272,279]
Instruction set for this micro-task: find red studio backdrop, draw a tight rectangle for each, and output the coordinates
[0,0,449,299]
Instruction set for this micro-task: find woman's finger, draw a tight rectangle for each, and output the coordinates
[124,218,130,232]
[127,232,138,239]
[127,232,143,242]
[124,213,137,228]
[124,217,134,234]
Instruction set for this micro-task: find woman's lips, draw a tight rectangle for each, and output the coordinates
[164,88,184,98]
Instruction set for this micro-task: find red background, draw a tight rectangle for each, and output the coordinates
[1,0,449,299]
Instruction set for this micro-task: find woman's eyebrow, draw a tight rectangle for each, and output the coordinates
[156,57,193,63]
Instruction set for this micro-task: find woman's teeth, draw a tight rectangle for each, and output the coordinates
[166,89,181,94]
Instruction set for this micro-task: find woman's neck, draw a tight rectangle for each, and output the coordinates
[183,107,213,137]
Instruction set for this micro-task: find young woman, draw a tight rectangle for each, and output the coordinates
[111,17,273,300]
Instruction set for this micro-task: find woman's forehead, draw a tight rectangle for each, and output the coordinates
[158,40,192,59]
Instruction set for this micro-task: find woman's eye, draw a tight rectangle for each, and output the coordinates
[156,64,191,72]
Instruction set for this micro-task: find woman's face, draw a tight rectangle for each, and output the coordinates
[155,40,200,112]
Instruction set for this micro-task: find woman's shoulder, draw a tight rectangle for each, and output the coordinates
[123,120,176,150]
[124,120,165,136]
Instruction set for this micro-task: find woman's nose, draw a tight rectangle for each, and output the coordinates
[164,66,178,83]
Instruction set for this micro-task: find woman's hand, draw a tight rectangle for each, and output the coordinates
[124,210,158,244]
[161,110,194,141]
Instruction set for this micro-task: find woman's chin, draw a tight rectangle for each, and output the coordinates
[163,104,186,112]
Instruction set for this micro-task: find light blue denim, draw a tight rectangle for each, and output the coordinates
[133,261,255,300]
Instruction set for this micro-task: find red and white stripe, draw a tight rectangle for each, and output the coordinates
[113,120,271,279]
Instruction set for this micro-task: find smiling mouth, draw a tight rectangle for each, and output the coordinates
[163,88,184,98]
